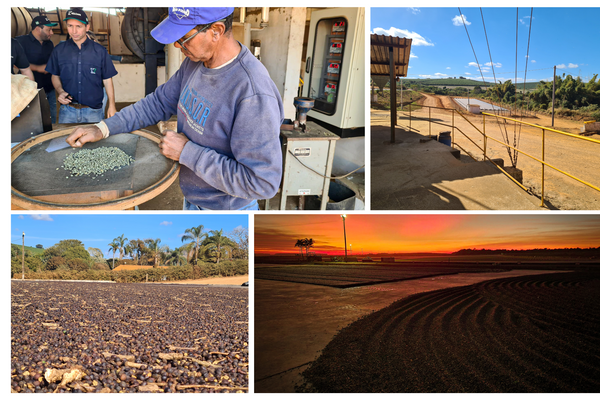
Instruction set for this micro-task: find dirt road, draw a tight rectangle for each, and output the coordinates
[397,93,600,209]
[156,275,248,285]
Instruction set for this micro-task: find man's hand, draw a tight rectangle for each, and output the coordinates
[159,130,189,161]
[66,125,104,148]
[57,91,72,105]
[105,103,117,119]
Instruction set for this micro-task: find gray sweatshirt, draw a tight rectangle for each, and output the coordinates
[104,44,284,209]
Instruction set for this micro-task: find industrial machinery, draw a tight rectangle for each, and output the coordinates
[302,7,365,137]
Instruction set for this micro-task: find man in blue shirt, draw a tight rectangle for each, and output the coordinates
[15,16,57,123]
[46,9,118,123]
[65,7,284,210]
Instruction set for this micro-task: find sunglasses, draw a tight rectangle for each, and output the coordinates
[176,19,226,52]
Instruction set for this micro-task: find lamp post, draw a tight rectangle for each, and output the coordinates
[22,232,25,280]
[341,215,347,262]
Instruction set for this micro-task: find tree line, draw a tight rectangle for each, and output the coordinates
[11,225,248,279]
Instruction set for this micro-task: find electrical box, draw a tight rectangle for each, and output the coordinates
[279,121,339,210]
[302,7,365,137]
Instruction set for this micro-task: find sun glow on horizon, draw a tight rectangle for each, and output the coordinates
[255,215,600,255]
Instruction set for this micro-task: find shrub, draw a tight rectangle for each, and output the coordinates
[67,258,89,272]
[46,256,66,271]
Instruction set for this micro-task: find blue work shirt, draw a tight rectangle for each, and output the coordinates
[46,37,117,109]
[15,33,54,92]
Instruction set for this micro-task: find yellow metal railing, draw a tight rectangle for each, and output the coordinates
[397,104,600,207]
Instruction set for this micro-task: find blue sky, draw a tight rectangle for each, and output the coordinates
[11,214,247,257]
[371,7,599,83]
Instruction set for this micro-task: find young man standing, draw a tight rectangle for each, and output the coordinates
[46,9,117,123]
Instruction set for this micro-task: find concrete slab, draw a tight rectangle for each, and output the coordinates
[371,123,542,210]
[254,269,569,393]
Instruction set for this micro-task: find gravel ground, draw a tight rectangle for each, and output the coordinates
[299,271,600,392]
[255,264,506,288]
[11,281,248,393]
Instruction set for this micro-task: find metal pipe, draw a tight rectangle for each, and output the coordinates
[483,114,487,159]
[260,7,269,27]
[452,110,455,148]
[541,129,545,207]
[239,7,246,24]
[481,112,600,145]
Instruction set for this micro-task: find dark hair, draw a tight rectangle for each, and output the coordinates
[194,12,233,34]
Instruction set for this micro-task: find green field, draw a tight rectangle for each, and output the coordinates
[12,244,44,256]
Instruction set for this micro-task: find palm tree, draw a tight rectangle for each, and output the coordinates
[145,238,167,267]
[205,229,236,264]
[107,241,119,270]
[164,247,186,266]
[305,238,314,257]
[181,225,208,266]
[295,239,304,259]
[124,243,135,262]
[113,234,128,260]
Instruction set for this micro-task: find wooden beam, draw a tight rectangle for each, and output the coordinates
[371,40,409,49]
[371,60,407,66]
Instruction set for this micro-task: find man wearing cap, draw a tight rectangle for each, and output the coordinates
[46,9,118,123]
[15,16,58,122]
[66,7,284,211]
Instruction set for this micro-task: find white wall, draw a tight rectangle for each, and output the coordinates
[112,63,166,103]
[247,7,306,119]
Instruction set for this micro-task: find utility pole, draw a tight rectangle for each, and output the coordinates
[21,232,25,280]
[341,215,348,262]
[552,65,556,127]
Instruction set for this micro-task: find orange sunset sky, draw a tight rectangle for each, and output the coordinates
[254,214,600,255]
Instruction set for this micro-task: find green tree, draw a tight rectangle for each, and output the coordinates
[145,238,167,267]
[113,234,128,260]
[164,247,187,266]
[43,240,91,263]
[108,241,119,270]
[204,229,236,264]
[228,226,249,259]
[181,225,208,266]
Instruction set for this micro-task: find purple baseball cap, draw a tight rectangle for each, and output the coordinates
[151,7,234,44]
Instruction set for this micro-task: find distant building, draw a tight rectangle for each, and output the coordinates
[112,264,168,272]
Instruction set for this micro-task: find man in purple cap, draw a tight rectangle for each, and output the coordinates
[66,7,284,211]
[15,15,58,122]
[46,9,118,123]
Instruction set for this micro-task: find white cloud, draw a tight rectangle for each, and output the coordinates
[485,62,502,68]
[435,73,448,77]
[371,27,434,46]
[531,60,536,63]
[30,215,53,221]
[409,8,420,15]
[18,215,24,219]
[410,52,418,58]
[446,67,451,69]
[160,221,173,226]
[467,62,479,68]
[557,63,579,69]
[465,72,472,75]
[452,14,471,26]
